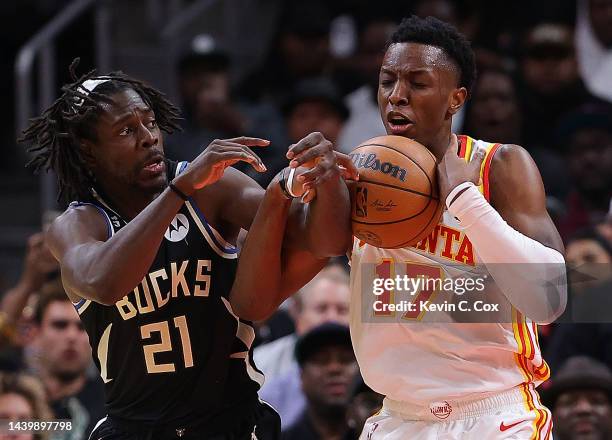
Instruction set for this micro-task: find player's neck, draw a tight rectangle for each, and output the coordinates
[428,130,453,161]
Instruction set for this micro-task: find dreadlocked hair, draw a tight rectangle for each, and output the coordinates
[18,58,182,204]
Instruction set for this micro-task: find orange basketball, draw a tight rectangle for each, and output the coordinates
[349,135,443,249]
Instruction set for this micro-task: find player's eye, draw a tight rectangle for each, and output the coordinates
[119,127,133,136]
[147,119,157,129]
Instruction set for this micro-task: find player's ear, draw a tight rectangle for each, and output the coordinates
[446,87,467,118]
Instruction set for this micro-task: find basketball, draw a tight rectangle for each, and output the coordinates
[349,135,443,249]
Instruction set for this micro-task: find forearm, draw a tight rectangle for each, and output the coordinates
[230,183,292,321]
[1,281,38,326]
[448,183,567,323]
[67,187,184,304]
[303,174,352,257]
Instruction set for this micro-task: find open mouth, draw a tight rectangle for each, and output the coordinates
[387,112,413,133]
[142,155,165,175]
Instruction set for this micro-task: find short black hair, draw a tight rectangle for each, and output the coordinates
[19,59,182,204]
[389,15,477,94]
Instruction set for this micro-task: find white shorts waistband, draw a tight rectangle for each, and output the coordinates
[384,385,535,422]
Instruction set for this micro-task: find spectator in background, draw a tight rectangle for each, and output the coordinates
[252,78,350,186]
[281,323,357,440]
[463,68,522,146]
[519,23,598,152]
[0,232,58,369]
[544,226,612,371]
[165,36,247,162]
[566,227,612,292]
[239,1,333,105]
[335,17,393,153]
[463,68,569,199]
[0,372,53,440]
[565,228,612,267]
[30,290,104,440]
[576,0,612,102]
[256,263,350,428]
[556,105,612,240]
[542,356,612,440]
[597,215,612,242]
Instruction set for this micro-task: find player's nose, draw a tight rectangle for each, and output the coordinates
[389,81,409,106]
[139,123,158,149]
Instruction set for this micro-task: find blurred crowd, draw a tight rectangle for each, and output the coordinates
[1,0,612,439]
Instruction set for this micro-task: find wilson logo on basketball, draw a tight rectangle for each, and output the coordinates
[430,401,452,419]
[349,152,407,182]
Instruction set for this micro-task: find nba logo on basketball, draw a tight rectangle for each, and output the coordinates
[356,186,368,217]
[430,401,452,419]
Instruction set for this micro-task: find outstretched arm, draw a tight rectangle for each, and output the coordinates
[47,137,268,305]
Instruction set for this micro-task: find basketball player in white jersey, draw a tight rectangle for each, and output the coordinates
[232,15,567,440]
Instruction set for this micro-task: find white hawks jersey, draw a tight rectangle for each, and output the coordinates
[349,135,550,409]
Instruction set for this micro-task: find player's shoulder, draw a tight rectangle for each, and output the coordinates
[48,202,110,247]
[489,143,538,176]
[52,202,107,229]
[466,135,536,174]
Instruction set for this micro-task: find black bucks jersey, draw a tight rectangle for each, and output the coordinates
[72,161,263,426]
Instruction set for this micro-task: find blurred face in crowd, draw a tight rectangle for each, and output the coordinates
[589,0,612,48]
[415,0,458,27]
[378,42,466,150]
[37,301,91,381]
[597,220,612,243]
[554,389,612,440]
[301,345,358,413]
[293,269,350,335]
[357,20,396,87]
[0,393,34,440]
[567,239,612,266]
[281,33,329,77]
[467,71,521,144]
[287,100,345,145]
[195,72,230,109]
[521,24,578,95]
[567,128,612,194]
[567,238,612,291]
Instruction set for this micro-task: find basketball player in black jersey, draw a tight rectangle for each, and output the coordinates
[19,64,353,439]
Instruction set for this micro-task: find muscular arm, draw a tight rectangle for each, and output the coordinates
[47,188,185,305]
[447,144,566,323]
[214,167,350,321]
[225,176,329,321]
[47,137,269,306]
[489,145,564,254]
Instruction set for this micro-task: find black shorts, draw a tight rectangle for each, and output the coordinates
[88,400,281,440]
